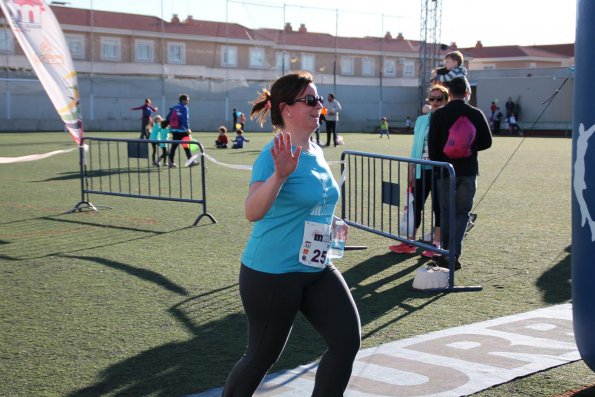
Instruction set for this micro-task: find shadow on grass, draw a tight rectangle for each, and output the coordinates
[0,215,192,261]
[66,251,444,396]
[343,252,445,339]
[35,166,187,182]
[536,245,571,304]
[64,254,190,296]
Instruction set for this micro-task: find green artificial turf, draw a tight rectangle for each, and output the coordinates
[1,131,592,397]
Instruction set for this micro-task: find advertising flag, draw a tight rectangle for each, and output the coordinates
[0,0,83,144]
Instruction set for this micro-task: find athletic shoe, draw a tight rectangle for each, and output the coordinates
[433,255,462,270]
[389,242,417,254]
[153,160,161,167]
[421,248,438,258]
[188,160,199,167]
[168,162,177,168]
[465,213,478,235]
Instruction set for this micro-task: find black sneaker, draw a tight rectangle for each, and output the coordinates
[432,255,462,271]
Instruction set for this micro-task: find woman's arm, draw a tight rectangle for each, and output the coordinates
[244,132,302,222]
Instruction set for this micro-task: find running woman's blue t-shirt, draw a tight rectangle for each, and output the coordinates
[241,140,339,274]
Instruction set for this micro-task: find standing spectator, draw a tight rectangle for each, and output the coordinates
[428,77,492,270]
[231,129,250,149]
[324,93,342,147]
[130,98,157,139]
[166,94,197,168]
[514,97,522,121]
[405,116,412,133]
[222,71,360,397]
[215,125,229,148]
[232,108,238,132]
[311,107,326,145]
[505,97,515,119]
[390,85,448,257]
[379,117,390,138]
[239,112,247,131]
[490,101,497,114]
[490,107,503,134]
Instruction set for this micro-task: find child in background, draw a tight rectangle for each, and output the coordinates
[149,115,168,166]
[231,129,250,149]
[215,125,229,148]
[379,117,390,138]
[145,117,154,141]
[405,116,412,132]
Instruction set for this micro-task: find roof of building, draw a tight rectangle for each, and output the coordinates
[2,5,573,62]
[461,43,572,60]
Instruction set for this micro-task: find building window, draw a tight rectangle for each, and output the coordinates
[66,34,85,59]
[362,57,375,76]
[529,62,537,68]
[276,51,290,71]
[483,64,496,70]
[249,47,265,68]
[341,56,354,75]
[135,40,154,63]
[221,46,237,67]
[0,28,15,53]
[383,59,396,77]
[403,61,415,77]
[100,37,121,61]
[300,53,315,72]
[167,42,185,64]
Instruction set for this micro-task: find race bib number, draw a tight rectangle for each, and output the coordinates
[299,221,332,268]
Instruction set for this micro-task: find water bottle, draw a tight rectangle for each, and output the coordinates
[329,220,347,259]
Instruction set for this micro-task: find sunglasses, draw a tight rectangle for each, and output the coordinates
[290,95,324,107]
[428,96,445,102]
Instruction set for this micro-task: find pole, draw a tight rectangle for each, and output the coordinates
[572,0,595,373]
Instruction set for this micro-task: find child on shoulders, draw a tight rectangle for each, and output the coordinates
[431,50,471,101]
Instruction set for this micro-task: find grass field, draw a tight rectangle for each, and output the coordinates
[1,131,594,397]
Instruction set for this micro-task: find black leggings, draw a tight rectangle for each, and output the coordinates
[222,264,361,397]
[413,169,441,229]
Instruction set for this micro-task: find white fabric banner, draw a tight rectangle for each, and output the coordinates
[0,0,83,144]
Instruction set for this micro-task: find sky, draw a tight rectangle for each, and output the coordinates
[59,0,577,48]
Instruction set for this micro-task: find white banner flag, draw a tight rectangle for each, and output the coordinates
[0,0,83,145]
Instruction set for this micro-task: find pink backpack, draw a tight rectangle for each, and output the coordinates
[443,115,476,159]
[167,107,180,129]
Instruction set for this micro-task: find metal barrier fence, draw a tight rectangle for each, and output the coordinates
[68,137,216,226]
[340,150,481,291]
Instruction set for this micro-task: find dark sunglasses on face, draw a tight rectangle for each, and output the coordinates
[290,95,324,107]
[428,96,444,102]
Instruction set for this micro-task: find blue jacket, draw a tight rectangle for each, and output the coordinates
[169,102,189,132]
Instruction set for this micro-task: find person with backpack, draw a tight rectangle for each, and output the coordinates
[166,94,197,168]
[428,77,492,270]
